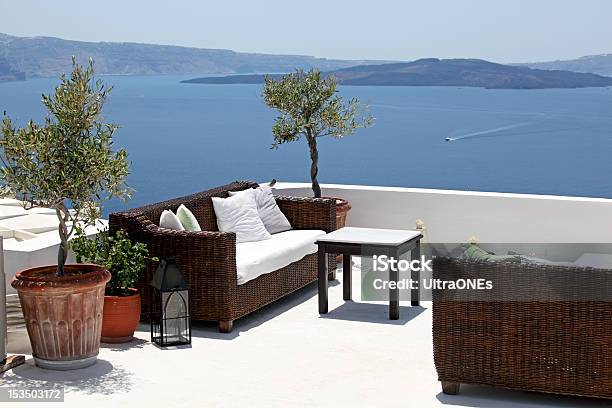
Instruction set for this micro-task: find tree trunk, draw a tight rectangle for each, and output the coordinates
[307,133,321,198]
[55,208,69,276]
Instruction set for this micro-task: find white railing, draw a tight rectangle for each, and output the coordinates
[272,182,612,243]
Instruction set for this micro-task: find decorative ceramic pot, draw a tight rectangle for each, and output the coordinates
[101,289,141,343]
[11,264,110,370]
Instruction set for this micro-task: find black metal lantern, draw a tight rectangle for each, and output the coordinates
[149,257,191,347]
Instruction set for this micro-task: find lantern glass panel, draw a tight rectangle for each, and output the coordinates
[161,289,190,345]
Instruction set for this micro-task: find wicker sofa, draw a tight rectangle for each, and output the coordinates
[109,181,337,332]
[433,257,612,399]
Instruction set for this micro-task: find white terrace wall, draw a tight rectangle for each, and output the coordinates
[272,183,612,244]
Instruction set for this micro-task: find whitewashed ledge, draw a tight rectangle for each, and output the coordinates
[270,182,612,243]
[0,198,106,354]
[271,182,612,270]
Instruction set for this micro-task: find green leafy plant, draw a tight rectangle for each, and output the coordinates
[71,227,156,296]
[0,58,131,276]
[263,69,373,198]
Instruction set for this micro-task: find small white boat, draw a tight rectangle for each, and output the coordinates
[445,137,453,142]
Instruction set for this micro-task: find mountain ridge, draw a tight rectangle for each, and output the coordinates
[0,33,392,78]
[2,32,612,85]
[519,54,612,77]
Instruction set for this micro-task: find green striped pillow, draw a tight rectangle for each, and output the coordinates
[176,204,201,232]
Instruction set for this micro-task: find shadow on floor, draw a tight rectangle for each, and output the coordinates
[190,279,340,340]
[436,384,612,408]
[0,358,133,395]
[319,301,425,325]
[100,337,148,352]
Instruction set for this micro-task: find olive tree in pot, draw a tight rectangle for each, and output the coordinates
[263,69,373,229]
[71,228,156,343]
[0,59,130,370]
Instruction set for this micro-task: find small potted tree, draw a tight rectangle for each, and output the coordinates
[71,228,156,343]
[0,59,130,370]
[263,69,373,228]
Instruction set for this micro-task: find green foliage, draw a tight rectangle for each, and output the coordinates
[263,69,373,197]
[0,58,131,275]
[0,184,13,198]
[263,69,373,146]
[71,227,157,296]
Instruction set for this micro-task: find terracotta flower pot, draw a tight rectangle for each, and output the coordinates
[330,197,352,229]
[101,289,141,343]
[11,264,110,370]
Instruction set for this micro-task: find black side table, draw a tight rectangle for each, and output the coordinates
[316,227,423,320]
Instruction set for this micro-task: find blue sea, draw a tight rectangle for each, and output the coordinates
[1,75,612,215]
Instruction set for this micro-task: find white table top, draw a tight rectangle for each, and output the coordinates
[316,227,422,246]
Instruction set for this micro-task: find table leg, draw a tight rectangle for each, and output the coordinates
[318,246,328,314]
[390,248,399,320]
[411,241,421,306]
[343,254,352,300]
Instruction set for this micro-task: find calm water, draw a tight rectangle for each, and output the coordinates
[1,75,612,214]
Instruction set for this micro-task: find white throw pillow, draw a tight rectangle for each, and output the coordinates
[212,191,271,243]
[159,210,184,231]
[176,204,201,232]
[229,186,292,234]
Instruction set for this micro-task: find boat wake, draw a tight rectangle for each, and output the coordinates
[446,121,534,142]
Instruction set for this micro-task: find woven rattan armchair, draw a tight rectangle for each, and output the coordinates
[433,257,612,399]
[109,181,337,333]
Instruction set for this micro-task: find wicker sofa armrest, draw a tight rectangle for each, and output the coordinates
[432,256,612,399]
[274,196,336,232]
[109,211,238,320]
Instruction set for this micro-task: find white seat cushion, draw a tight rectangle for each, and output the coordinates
[236,229,326,285]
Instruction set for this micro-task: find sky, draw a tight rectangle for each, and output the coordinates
[2,0,612,63]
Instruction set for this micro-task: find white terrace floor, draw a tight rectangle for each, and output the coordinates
[3,263,611,408]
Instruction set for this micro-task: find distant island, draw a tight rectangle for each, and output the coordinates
[519,54,612,77]
[0,33,390,78]
[0,57,25,82]
[182,58,612,89]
